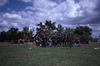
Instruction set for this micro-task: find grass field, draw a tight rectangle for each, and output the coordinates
[0,43,100,66]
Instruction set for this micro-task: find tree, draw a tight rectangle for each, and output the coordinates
[56,24,64,35]
[74,26,92,44]
[45,20,56,35]
[36,22,45,35]
[64,27,75,48]
[98,35,100,42]
[23,26,29,42]
[74,26,92,36]
[0,31,7,42]
[7,27,19,43]
[36,20,56,36]
[22,26,33,42]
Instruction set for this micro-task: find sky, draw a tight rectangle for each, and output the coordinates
[0,0,100,37]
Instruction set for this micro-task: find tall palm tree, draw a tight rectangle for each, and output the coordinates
[56,24,64,35]
[36,20,56,36]
[64,27,74,48]
[45,20,56,35]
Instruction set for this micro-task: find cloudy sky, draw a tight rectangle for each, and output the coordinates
[0,0,100,37]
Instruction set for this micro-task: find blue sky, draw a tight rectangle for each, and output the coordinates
[0,0,100,37]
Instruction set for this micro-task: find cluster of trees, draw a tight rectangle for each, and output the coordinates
[0,27,33,43]
[0,20,93,44]
[36,20,92,44]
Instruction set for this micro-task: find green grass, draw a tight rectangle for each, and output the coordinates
[0,44,100,66]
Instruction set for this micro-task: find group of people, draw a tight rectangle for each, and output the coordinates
[34,34,73,48]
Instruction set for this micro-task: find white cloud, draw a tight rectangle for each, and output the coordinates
[98,28,100,31]
[1,10,36,31]
[79,0,97,14]
[0,20,9,31]
[11,23,18,27]
[0,0,99,37]
[0,0,8,6]
[62,24,77,28]
[3,13,22,20]
[33,0,57,9]
[21,0,32,2]
[0,20,8,26]
[25,0,97,24]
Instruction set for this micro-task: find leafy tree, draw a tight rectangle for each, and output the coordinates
[17,31,23,39]
[7,27,19,43]
[74,26,92,44]
[0,31,7,42]
[74,26,92,36]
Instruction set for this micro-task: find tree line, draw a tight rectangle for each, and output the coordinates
[0,20,94,44]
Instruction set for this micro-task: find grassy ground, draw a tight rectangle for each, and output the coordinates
[0,43,100,66]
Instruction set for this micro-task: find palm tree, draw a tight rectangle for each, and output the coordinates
[64,27,74,48]
[36,22,45,35]
[45,20,56,35]
[36,20,56,36]
[56,24,64,35]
